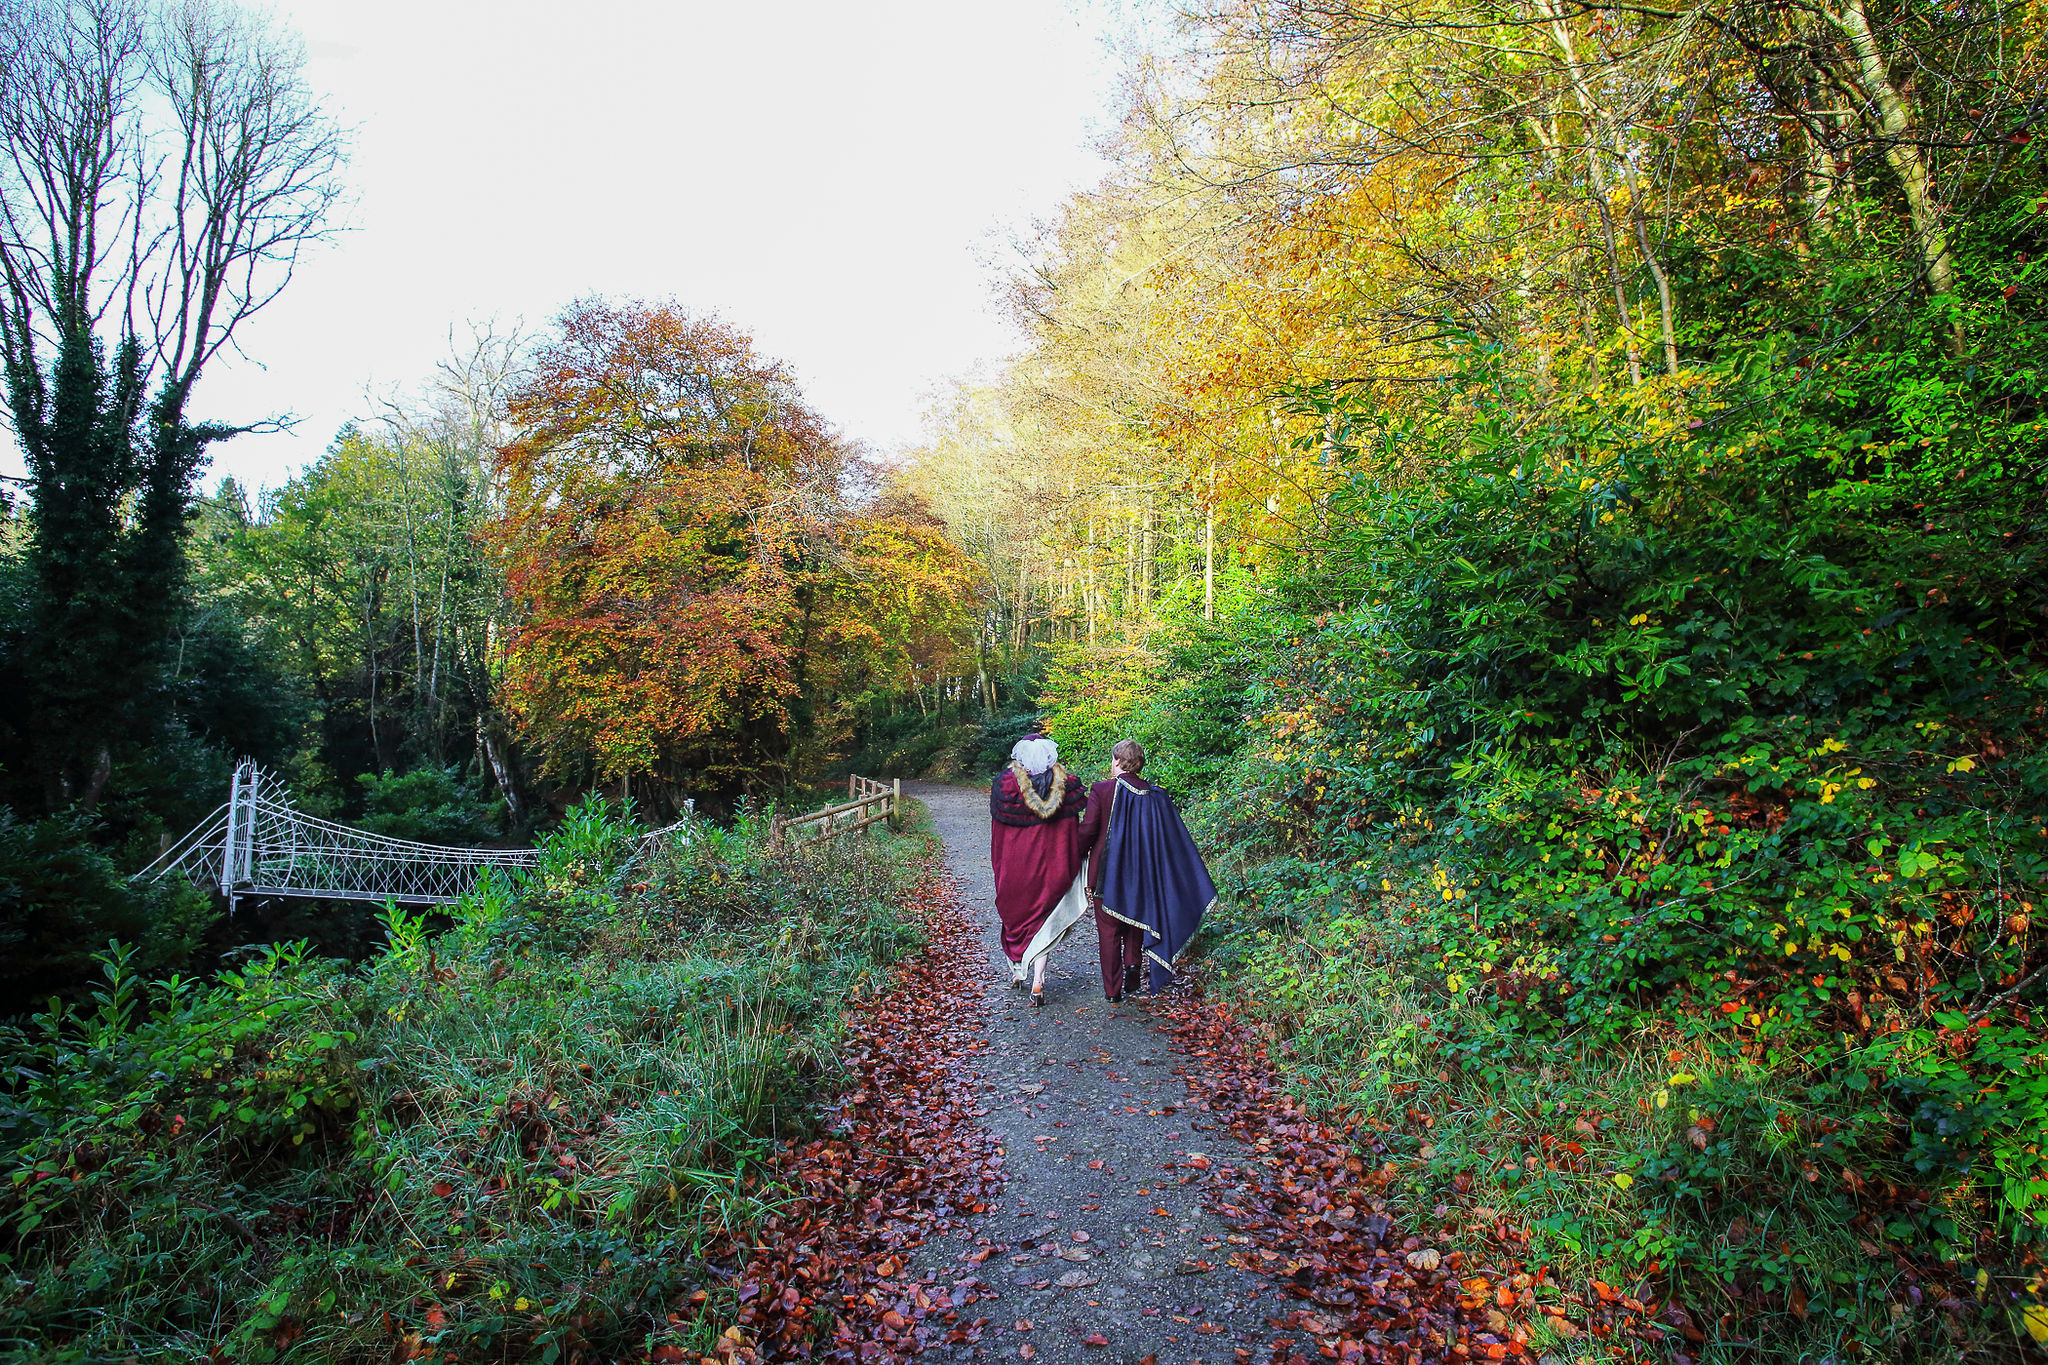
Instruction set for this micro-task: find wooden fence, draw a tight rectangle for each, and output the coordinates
[769,775,902,850]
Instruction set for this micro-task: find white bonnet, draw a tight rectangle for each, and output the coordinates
[1011,734,1059,776]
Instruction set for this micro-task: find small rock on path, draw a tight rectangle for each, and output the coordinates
[905,781,1273,1365]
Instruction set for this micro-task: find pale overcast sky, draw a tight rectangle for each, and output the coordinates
[179,0,1128,494]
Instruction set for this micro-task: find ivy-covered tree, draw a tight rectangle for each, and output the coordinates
[0,0,345,813]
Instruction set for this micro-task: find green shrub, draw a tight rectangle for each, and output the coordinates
[0,808,216,1017]
[1077,192,2048,1357]
[0,802,925,1361]
[357,766,507,845]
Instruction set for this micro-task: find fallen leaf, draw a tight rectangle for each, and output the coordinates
[719,866,1013,1360]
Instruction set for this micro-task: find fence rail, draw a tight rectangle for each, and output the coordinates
[770,775,902,849]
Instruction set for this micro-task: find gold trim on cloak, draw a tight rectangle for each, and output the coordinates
[1094,777,1217,978]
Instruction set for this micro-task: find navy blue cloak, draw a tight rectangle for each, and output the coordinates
[1096,777,1217,992]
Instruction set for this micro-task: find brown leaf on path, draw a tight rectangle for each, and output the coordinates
[1083,1333,1110,1347]
[718,861,1003,1363]
[1147,974,1667,1361]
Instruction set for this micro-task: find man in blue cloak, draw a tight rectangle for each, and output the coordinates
[1074,739,1218,999]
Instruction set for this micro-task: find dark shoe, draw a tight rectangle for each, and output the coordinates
[1123,964,1142,995]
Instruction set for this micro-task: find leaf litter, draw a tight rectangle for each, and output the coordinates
[1151,982,1615,1363]
[681,860,1007,1362]
[669,839,1670,1364]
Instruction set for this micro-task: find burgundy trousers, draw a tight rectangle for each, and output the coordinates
[1096,904,1145,999]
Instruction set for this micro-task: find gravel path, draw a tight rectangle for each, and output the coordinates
[903,781,1274,1365]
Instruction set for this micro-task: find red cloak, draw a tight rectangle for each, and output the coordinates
[989,763,1085,963]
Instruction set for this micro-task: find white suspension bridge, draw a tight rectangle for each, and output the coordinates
[135,761,689,908]
[136,762,901,909]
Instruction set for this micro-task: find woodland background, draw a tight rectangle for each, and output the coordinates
[0,0,2043,1358]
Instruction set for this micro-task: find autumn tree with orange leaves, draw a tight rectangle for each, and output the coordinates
[490,299,980,808]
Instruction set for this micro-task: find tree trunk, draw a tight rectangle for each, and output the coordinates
[1085,517,1098,642]
[1203,497,1216,622]
[1622,158,1680,375]
[480,720,526,827]
[81,743,113,809]
[1539,0,1644,386]
[1141,498,1155,609]
[1825,0,1962,351]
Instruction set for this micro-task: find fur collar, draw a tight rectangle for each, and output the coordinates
[1010,759,1070,819]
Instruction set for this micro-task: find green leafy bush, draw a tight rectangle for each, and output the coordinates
[1041,572,1280,790]
[357,766,507,845]
[0,800,926,1361]
[0,808,216,1017]
[1057,182,2048,1358]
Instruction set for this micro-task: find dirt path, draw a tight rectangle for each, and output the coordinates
[903,781,1275,1365]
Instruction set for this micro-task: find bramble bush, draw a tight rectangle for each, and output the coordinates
[0,795,926,1361]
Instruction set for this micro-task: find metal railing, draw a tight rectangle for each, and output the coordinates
[136,760,687,908]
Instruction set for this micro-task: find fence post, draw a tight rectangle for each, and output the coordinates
[770,816,785,852]
[892,778,902,831]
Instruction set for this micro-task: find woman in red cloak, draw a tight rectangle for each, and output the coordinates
[989,728,1086,1005]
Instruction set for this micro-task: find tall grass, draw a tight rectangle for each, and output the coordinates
[0,796,926,1362]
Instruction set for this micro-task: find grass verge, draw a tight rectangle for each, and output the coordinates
[0,796,930,1362]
